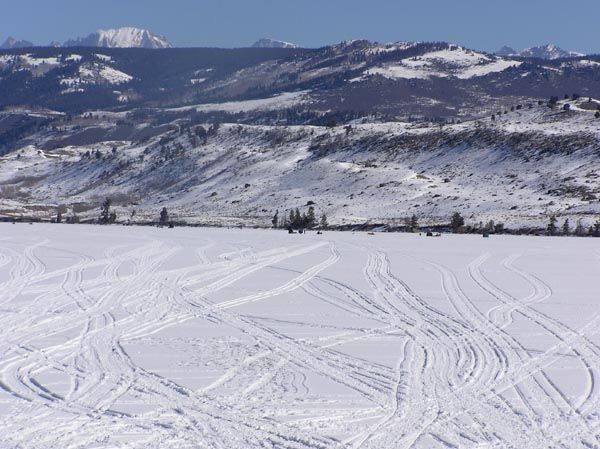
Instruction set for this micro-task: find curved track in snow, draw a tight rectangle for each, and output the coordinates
[0,224,599,449]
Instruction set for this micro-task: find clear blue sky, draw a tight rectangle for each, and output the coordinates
[2,0,599,53]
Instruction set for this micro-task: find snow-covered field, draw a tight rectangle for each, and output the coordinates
[1,224,600,448]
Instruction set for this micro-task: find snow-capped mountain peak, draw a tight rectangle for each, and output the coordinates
[520,44,572,59]
[64,27,172,49]
[495,43,585,60]
[251,38,298,49]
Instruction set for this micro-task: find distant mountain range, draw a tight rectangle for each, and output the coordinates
[1,27,172,49]
[251,38,299,49]
[0,37,34,49]
[496,44,585,60]
[1,29,590,58]
[1,29,300,50]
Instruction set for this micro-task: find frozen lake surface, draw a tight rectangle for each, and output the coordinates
[1,223,599,448]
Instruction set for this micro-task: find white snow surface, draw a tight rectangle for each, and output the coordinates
[168,90,310,113]
[1,223,600,448]
[363,47,521,80]
[61,63,133,87]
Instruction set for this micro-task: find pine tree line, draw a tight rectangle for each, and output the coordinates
[272,206,328,231]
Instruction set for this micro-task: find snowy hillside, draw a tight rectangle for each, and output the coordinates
[1,98,598,229]
[63,27,172,49]
[359,46,521,80]
[0,51,134,99]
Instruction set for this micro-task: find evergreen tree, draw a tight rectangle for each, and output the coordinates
[450,212,465,233]
[306,206,316,229]
[406,214,418,232]
[320,214,328,229]
[289,210,295,228]
[575,219,585,236]
[294,208,301,228]
[56,208,62,224]
[561,218,570,236]
[109,211,117,224]
[272,210,279,228]
[547,215,557,236]
[99,198,112,224]
[594,218,600,237]
[160,207,169,226]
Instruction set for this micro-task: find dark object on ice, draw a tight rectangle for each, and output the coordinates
[483,232,490,238]
[288,227,295,234]
[368,232,375,235]
[168,222,174,229]
[426,231,441,237]
[426,231,433,237]
[317,231,323,235]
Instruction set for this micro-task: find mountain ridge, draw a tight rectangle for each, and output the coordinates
[495,43,585,59]
[0,37,34,49]
[1,40,599,120]
[63,27,172,49]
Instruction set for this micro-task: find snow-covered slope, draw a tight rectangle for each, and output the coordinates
[359,45,521,80]
[0,52,133,94]
[60,61,133,92]
[252,38,299,49]
[1,100,598,229]
[64,27,172,49]
[0,53,62,77]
